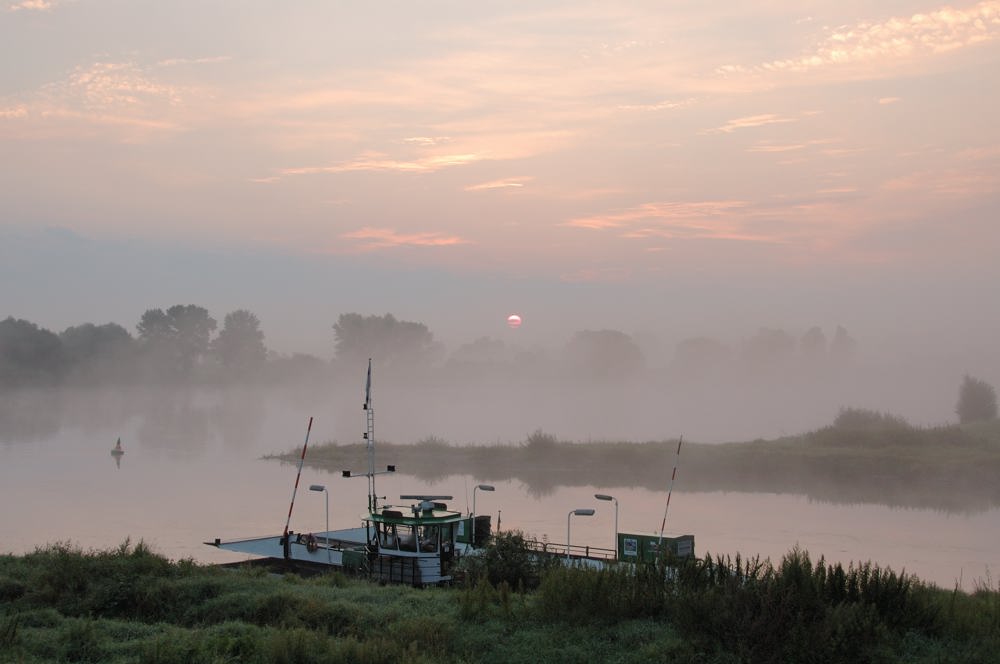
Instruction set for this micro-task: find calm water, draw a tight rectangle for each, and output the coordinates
[1,388,997,590]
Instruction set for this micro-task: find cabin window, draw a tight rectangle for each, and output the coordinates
[380,524,399,550]
[419,525,439,552]
[397,524,417,552]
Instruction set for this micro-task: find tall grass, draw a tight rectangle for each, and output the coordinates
[2,541,998,663]
[528,548,1000,663]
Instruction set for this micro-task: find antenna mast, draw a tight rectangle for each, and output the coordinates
[342,358,395,513]
[364,358,377,512]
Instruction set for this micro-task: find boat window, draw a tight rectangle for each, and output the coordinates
[419,525,438,552]
[380,524,399,550]
[397,525,417,552]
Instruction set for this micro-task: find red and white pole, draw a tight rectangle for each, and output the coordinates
[283,416,313,538]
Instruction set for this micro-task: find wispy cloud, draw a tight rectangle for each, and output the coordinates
[279,151,482,177]
[564,200,749,231]
[61,61,181,108]
[465,177,531,192]
[157,56,231,68]
[881,169,1000,196]
[403,136,452,146]
[559,266,632,283]
[341,227,471,250]
[719,1,1000,76]
[707,114,796,134]
[746,142,807,153]
[617,98,695,112]
[7,0,53,12]
[0,105,28,119]
[878,97,901,105]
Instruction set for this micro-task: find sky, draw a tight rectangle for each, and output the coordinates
[2,0,999,362]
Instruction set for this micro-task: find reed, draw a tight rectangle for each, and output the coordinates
[2,541,998,663]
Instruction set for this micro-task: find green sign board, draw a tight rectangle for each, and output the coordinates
[618,533,695,563]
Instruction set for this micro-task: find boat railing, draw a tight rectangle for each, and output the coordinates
[523,539,617,561]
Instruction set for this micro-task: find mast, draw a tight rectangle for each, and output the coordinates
[342,358,395,514]
[364,358,376,512]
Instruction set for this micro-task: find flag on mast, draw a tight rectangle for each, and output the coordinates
[364,358,372,410]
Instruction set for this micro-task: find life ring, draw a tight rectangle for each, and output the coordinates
[306,534,318,553]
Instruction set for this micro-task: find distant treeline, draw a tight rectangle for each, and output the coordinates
[1,307,862,389]
[0,307,320,388]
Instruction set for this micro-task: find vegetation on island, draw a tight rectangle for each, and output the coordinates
[1,539,998,663]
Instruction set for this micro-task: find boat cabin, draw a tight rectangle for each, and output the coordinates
[366,496,464,586]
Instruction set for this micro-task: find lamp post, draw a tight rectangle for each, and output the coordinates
[594,493,618,559]
[309,484,330,563]
[472,484,495,519]
[470,484,495,546]
[566,508,595,562]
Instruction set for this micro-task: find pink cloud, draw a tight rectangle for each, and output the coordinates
[465,177,531,192]
[341,227,471,250]
[280,151,482,177]
[722,1,1000,76]
[706,114,796,134]
[7,0,53,11]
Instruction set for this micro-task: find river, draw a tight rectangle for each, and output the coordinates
[1,387,996,590]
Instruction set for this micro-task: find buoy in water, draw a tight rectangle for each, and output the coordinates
[111,437,124,456]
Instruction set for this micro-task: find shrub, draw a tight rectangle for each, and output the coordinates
[957,375,998,424]
[833,407,911,431]
[457,530,550,590]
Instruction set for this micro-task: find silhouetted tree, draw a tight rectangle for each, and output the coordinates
[800,326,827,359]
[136,305,216,377]
[450,336,507,364]
[829,325,857,360]
[672,336,731,376]
[564,329,644,379]
[741,328,795,367]
[212,309,267,372]
[332,313,440,372]
[59,322,135,383]
[956,375,998,424]
[0,317,64,387]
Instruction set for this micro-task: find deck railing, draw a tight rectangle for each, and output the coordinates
[524,539,617,561]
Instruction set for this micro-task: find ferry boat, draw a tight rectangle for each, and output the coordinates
[207,360,491,585]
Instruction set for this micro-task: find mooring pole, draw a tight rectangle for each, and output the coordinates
[658,436,683,545]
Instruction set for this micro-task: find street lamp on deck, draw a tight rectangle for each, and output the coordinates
[594,493,618,559]
[309,484,330,563]
[566,508,595,562]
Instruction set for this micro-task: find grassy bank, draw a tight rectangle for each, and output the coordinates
[2,540,998,663]
[275,415,1000,511]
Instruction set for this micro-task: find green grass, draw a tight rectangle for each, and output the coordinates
[271,418,1000,512]
[2,540,998,663]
